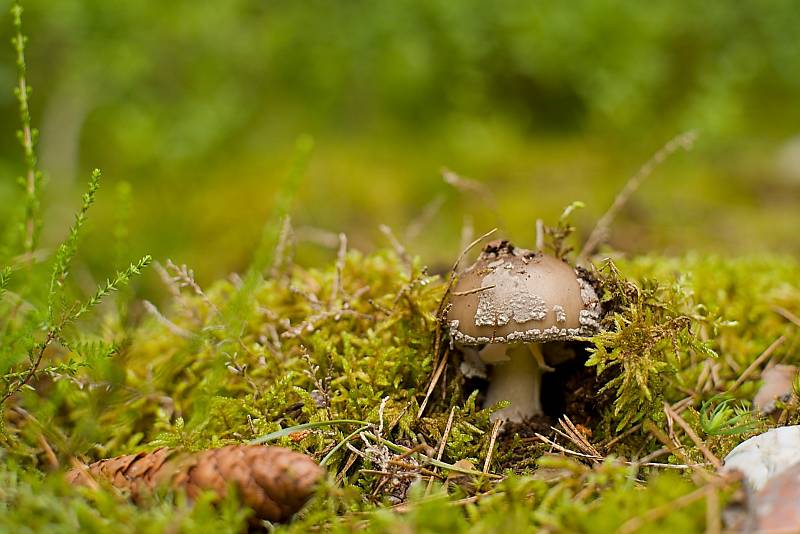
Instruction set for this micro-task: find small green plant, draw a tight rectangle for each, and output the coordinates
[542,200,585,259]
[699,394,757,436]
[586,260,720,431]
[0,2,150,410]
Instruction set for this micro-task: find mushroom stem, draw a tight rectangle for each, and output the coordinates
[484,344,544,423]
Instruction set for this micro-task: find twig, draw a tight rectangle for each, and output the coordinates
[361,431,501,478]
[1,330,57,404]
[417,349,449,418]
[164,260,218,314]
[386,459,439,478]
[578,131,697,263]
[705,484,721,534]
[142,300,192,339]
[731,336,786,391]
[281,309,367,339]
[635,447,669,465]
[457,216,474,272]
[644,420,695,469]
[535,433,603,460]
[442,168,505,228]
[557,416,602,458]
[37,432,59,469]
[773,306,800,328]
[386,488,498,514]
[331,233,347,303]
[534,435,701,470]
[270,215,294,277]
[483,419,503,474]
[335,451,359,484]
[377,396,389,436]
[535,219,544,251]
[426,407,456,495]
[153,261,182,299]
[663,402,721,470]
[379,225,411,269]
[452,285,496,297]
[360,469,425,479]
[406,195,445,241]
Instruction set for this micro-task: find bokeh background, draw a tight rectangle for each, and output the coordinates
[1,1,799,290]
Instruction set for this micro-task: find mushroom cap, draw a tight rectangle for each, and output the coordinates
[447,240,600,346]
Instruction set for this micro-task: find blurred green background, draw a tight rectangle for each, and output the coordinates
[1,0,799,289]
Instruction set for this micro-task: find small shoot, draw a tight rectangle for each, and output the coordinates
[0,266,11,297]
[543,200,585,259]
[11,1,43,258]
[47,169,101,322]
[699,394,757,437]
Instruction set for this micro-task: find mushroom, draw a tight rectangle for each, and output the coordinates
[447,240,601,422]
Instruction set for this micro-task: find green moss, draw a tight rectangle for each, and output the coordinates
[2,247,798,531]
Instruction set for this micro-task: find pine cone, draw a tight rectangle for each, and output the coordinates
[67,445,324,523]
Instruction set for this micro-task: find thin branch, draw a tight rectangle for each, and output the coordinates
[731,336,786,391]
[535,219,545,251]
[426,406,457,495]
[483,419,503,474]
[535,433,602,460]
[442,168,505,228]
[379,224,412,269]
[773,306,800,328]
[12,3,42,257]
[417,349,449,418]
[165,259,218,314]
[143,300,192,339]
[452,285,496,297]
[406,195,445,242]
[1,330,57,404]
[578,131,697,263]
[663,402,721,470]
[331,233,347,304]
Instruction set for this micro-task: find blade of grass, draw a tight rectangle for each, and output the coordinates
[249,419,369,445]
[320,425,369,466]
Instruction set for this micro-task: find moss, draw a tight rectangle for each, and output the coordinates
[2,248,799,531]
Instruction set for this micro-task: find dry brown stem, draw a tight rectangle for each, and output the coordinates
[578,131,697,264]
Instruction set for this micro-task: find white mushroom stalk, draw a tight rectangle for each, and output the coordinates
[482,344,547,422]
[447,240,601,423]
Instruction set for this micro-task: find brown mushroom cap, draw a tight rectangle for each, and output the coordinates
[447,240,600,346]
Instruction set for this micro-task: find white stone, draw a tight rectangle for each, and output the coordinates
[722,426,800,490]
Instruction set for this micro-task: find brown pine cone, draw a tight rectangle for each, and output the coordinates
[67,445,324,523]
